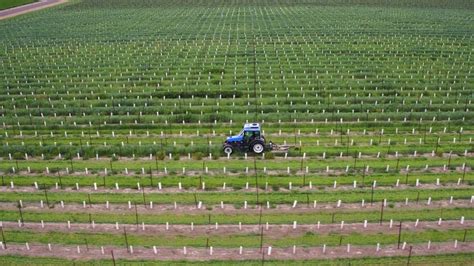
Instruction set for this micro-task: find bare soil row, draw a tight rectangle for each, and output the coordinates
[2,199,472,215]
[0,242,472,261]
[1,220,471,237]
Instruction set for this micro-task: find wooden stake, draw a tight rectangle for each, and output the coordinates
[362,165,366,186]
[407,245,413,265]
[353,152,357,169]
[123,228,129,252]
[17,202,24,225]
[370,185,374,205]
[44,189,50,207]
[111,250,116,266]
[149,167,153,187]
[379,200,384,225]
[88,193,92,207]
[397,221,403,249]
[134,203,139,228]
[57,171,63,189]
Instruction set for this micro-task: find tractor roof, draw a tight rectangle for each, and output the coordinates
[243,123,260,132]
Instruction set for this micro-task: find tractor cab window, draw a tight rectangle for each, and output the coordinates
[243,131,259,142]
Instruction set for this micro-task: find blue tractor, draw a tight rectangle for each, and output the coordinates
[223,123,273,155]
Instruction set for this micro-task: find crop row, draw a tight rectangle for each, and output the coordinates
[2,228,471,248]
[3,171,472,191]
[1,187,472,204]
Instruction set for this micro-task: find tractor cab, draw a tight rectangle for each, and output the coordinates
[223,123,272,155]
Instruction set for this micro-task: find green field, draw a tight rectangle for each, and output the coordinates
[0,0,473,264]
[0,0,36,10]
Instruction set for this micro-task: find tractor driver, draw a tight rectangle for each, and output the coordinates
[243,131,257,143]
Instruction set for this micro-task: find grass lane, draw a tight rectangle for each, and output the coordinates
[0,0,36,10]
[3,172,473,190]
[1,188,472,205]
[1,156,470,173]
[0,252,473,265]
[0,207,471,225]
[2,228,473,248]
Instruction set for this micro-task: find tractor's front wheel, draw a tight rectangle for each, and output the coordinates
[223,145,233,155]
[252,142,264,154]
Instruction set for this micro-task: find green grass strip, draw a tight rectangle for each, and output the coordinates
[4,172,473,190]
[1,188,472,205]
[0,0,36,10]
[2,228,473,248]
[1,207,471,225]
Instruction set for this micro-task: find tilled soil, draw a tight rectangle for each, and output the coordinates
[1,220,471,237]
[0,242,472,261]
[1,199,471,215]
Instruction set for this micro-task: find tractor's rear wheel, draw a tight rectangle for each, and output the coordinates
[252,143,264,154]
[223,146,233,155]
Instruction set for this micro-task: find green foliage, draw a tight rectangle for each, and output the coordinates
[0,0,36,10]
[193,152,203,160]
[264,152,275,159]
[0,0,472,262]
[156,152,165,160]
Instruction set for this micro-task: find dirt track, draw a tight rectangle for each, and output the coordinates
[1,220,471,237]
[2,198,471,213]
[0,0,66,20]
[0,242,472,261]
